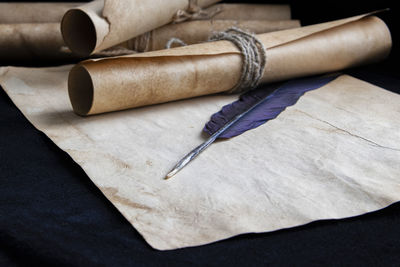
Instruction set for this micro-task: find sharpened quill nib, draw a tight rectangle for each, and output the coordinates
[165,171,177,180]
[165,154,193,179]
[165,132,220,180]
[164,140,211,180]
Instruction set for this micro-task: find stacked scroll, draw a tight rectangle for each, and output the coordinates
[0,1,299,60]
[1,2,391,114]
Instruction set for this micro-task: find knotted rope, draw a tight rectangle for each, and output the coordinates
[172,0,222,23]
[210,27,267,94]
[165,27,267,93]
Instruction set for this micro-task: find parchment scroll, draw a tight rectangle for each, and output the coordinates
[0,23,75,61]
[0,2,82,23]
[61,0,222,56]
[0,2,82,61]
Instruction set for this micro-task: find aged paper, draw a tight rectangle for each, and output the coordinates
[68,14,391,115]
[1,66,399,250]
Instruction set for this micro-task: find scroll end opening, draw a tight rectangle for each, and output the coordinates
[61,9,97,56]
[68,65,94,116]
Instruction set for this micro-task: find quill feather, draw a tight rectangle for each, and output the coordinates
[204,75,340,138]
[166,74,339,179]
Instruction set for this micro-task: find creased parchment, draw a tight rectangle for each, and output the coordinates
[128,19,301,52]
[0,2,82,23]
[61,0,222,55]
[204,3,292,20]
[1,66,399,250]
[68,14,391,116]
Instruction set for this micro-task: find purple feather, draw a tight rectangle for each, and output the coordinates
[204,75,339,138]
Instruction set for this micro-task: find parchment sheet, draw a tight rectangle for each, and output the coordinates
[1,65,399,250]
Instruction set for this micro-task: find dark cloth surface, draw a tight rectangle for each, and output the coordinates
[1,0,400,266]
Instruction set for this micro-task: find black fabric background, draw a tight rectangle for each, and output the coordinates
[1,0,400,266]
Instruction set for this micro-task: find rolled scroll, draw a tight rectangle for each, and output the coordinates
[0,23,76,61]
[0,2,82,23]
[128,19,301,52]
[0,2,83,61]
[68,14,392,116]
[0,22,138,62]
[61,0,221,56]
[203,4,292,21]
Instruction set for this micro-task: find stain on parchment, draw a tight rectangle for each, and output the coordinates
[107,154,131,169]
[101,186,151,211]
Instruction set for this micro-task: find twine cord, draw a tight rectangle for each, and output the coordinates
[130,32,151,52]
[209,27,267,94]
[165,38,188,49]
